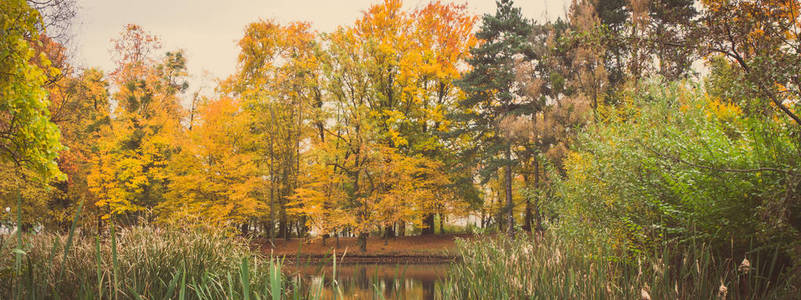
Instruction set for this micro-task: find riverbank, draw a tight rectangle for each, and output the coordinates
[256,234,470,264]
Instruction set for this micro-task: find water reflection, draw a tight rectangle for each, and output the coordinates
[288,263,449,299]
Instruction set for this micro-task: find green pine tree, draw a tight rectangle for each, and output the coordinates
[454,0,532,234]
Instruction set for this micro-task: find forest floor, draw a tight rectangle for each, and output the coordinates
[255,234,472,264]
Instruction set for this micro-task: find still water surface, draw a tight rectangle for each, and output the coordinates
[288,263,449,299]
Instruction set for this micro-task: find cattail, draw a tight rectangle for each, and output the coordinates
[637,258,643,278]
[718,281,728,299]
[738,258,751,274]
[653,258,663,275]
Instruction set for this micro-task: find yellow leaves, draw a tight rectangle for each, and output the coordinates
[564,151,594,184]
[88,145,148,219]
[365,146,455,227]
[154,96,264,227]
[289,160,351,235]
[235,20,319,95]
[81,0,478,232]
[291,135,457,235]
[388,129,409,147]
[706,98,743,121]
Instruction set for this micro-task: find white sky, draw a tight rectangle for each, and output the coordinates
[71,0,571,92]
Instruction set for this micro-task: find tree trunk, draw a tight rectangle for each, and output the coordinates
[522,172,532,233]
[480,208,487,229]
[298,218,309,238]
[264,221,274,240]
[397,221,405,237]
[268,107,276,241]
[422,213,435,235]
[534,157,544,232]
[384,224,394,239]
[240,222,249,236]
[358,232,367,252]
[280,204,288,240]
[495,189,504,232]
[439,213,445,234]
[505,147,515,235]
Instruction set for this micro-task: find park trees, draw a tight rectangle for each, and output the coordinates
[226,19,322,237]
[0,0,64,179]
[698,0,801,126]
[282,0,477,249]
[157,97,264,228]
[0,0,66,226]
[88,25,187,223]
[455,0,533,234]
[27,34,112,228]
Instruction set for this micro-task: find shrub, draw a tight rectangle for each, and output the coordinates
[553,81,801,267]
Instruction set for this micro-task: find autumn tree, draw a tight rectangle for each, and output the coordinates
[408,1,478,234]
[11,33,113,229]
[0,0,66,227]
[289,153,352,244]
[332,0,477,236]
[226,20,322,238]
[284,0,477,249]
[157,97,263,229]
[35,36,111,228]
[318,19,387,249]
[88,24,187,223]
[0,0,64,179]
[698,0,801,126]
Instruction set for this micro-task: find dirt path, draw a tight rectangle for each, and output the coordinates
[255,234,471,264]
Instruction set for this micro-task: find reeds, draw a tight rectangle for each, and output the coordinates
[442,234,799,299]
[0,223,317,299]
[3,200,797,299]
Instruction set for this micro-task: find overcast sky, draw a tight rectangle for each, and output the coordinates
[71,0,571,91]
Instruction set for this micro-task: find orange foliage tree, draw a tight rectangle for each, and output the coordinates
[88,24,187,223]
[157,97,264,228]
[287,0,476,250]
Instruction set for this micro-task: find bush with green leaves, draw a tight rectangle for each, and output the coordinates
[553,80,800,273]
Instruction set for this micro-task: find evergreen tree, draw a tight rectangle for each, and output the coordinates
[454,0,532,234]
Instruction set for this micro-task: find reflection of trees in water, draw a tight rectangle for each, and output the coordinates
[357,265,368,289]
[299,264,443,299]
[422,280,435,300]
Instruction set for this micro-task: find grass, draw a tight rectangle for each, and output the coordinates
[3,196,798,299]
[0,225,297,299]
[442,234,800,299]
[5,227,798,299]
[0,197,351,300]
[0,213,426,299]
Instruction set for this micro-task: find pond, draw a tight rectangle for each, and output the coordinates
[287,263,450,299]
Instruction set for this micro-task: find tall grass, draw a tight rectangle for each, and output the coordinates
[6,206,796,299]
[442,234,799,299]
[0,224,325,299]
